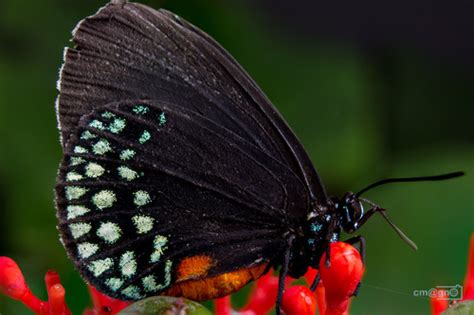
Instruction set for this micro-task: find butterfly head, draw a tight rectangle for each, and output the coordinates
[337,192,365,234]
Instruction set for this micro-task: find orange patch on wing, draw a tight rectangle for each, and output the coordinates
[176,255,214,282]
[164,263,268,301]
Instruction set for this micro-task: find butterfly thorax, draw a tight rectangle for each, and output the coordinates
[287,203,341,278]
[287,191,367,278]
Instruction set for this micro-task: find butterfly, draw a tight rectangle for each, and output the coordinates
[54,1,463,313]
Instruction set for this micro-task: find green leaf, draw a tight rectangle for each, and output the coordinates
[442,301,474,315]
[118,296,213,315]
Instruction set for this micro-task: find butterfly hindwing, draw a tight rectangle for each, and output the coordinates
[56,99,309,300]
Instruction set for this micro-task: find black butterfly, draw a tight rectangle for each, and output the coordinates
[55,1,463,313]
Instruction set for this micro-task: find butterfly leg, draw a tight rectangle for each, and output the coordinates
[355,204,380,228]
[275,235,295,315]
[352,281,362,297]
[344,235,366,297]
[344,235,366,263]
[310,271,321,291]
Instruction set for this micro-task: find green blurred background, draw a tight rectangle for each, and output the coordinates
[0,0,472,314]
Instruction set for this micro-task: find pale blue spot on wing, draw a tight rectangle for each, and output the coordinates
[120,149,135,161]
[133,190,151,207]
[66,172,83,182]
[117,166,139,181]
[92,139,112,155]
[133,105,149,115]
[159,112,166,126]
[81,130,97,140]
[121,285,142,299]
[106,278,124,292]
[65,186,88,200]
[138,131,151,144]
[108,118,126,134]
[150,235,168,263]
[88,258,114,277]
[89,120,105,130]
[92,190,116,209]
[70,157,86,166]
[74,146,88,154]
[66,205,90,219]
[101,111,116,119]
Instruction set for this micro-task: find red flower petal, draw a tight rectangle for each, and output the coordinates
[319,242,364,314]
[463,233,474,301]
[240,270,281,315]
[304,267,318,287]
[281,285,317,315]
[87,285,129,314]
[215,296,231,315]
[48,284,71,315]
[0,256,45,314]
[0,256,28,299]
[430,289,449,315]
[315,281,327,315]
[45,271,61,291]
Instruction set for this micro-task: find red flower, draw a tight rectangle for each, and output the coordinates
[319,242,365,315]
[1,241,365,315]
[0,256,70,315]
[281,285,317,315]
[215,241,364,315]
[430,289,449,315]
[463,233,474,300]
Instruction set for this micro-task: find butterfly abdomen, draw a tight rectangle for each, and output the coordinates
[164,263,268,301]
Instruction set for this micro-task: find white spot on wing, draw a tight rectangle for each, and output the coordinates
[150,235,168,263]
[133,190,151,207]
[132,215,154,234]
[138,130,151,144]
[142,275,160,292]
[66,205,90,219]
[74,146,88,154]
[120,251,137,278]
[65,186,88,200]
[66,172,83,182]
[92,139,112,155]
[77,242,98,259]
[121,285,142,299]
[97,222,122,244]
[106,277,124,292]
[69,222,91,239]
[88,258,114,277]
[109,118,126,134]
[141,261,172,292]
[70,157,86,166]
[117,166,139,181]
[120,149,135,161]
[85,162,105,178]
[92,190,116,209]
[81,130,97,140]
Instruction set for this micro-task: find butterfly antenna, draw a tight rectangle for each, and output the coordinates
[378,210,418,250]
[355,171,464,198]
[359,197,419,251]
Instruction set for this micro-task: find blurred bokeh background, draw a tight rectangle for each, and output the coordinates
[0,0,472,314]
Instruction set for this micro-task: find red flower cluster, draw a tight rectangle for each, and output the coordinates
[0,242,363,315]
[0,256,128,315]
[4,235,471,315]
[215,241,365,315]
[430,233,474,315]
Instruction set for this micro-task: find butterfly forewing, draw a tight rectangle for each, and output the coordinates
[56,2,327,205]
